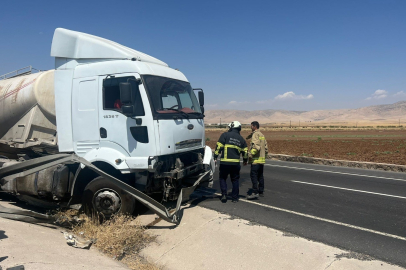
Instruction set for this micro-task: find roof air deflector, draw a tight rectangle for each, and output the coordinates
[50,28,168,67]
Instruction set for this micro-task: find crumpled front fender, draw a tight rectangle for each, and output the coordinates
[200,146,214,188]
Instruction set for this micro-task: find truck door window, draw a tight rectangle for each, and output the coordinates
[103,76,145,116]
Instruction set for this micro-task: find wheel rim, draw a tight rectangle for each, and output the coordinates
[93,189,121,216]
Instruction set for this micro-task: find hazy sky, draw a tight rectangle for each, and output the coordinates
[1,0,405,111]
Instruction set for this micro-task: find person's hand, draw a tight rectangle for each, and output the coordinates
[243,161,247,166]
[215,160,218,167]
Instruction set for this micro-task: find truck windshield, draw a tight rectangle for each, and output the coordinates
[142,75,202,118]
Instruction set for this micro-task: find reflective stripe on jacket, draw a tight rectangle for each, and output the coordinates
[214,129,248,165]
[248,130,268,164]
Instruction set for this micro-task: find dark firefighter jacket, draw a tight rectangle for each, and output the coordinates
[214,129,248,165]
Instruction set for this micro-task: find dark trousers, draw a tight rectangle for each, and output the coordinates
[250,164,264,194]
[219,164,241,200]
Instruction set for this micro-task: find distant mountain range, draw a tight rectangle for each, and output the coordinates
[205,101,406,125]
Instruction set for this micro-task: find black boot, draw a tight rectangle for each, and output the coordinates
[221,194,227,203]
[247,193,259,200]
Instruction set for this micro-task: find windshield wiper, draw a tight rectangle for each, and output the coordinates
[161,108,190,119]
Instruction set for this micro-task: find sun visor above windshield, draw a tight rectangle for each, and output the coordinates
[50,28,168,67]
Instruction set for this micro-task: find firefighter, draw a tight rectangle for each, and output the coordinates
[246,121,268,199]
[213,121,248,203]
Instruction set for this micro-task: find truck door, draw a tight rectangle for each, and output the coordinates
[71,77,100,156]
[99,73,157,164]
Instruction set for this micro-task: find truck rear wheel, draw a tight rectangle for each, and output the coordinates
[82,176,136,217]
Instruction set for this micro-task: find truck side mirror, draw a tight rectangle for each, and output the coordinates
[119,82,132,104]
[122,105,134,116]
[120,82,136,117]
[198,91,204,106]
[193,88,205,117]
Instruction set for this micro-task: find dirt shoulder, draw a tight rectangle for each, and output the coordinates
[141,205,403,270]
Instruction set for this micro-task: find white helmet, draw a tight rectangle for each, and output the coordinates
[228,121,241,129]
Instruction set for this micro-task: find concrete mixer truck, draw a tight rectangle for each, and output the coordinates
[0,28,214,224]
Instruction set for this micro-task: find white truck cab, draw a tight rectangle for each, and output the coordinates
[0,28,214,223]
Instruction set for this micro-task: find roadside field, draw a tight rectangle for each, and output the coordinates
[205,129,406,165]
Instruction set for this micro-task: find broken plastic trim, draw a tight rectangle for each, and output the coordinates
[0,154,208,224]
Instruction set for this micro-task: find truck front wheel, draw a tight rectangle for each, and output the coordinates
[82,176,136,217]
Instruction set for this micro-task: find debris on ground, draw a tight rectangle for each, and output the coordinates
[53,209,84,228]
[62,231,93,249]
[57,209,160,269]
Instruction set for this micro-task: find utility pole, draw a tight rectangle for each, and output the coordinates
[290,120,291,128]
[220,118,222,127]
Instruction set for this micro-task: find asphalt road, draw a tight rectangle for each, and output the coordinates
[192,160,406,268]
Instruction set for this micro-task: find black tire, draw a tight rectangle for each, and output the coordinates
[82,176,136,217]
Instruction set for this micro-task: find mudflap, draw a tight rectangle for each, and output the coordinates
[0,154,210,225]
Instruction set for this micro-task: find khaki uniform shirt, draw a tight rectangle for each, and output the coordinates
[247,129,268,164]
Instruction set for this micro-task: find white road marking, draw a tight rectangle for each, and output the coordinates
[265,163,406,182]
[197,190,406,241]
[291,180,406,199]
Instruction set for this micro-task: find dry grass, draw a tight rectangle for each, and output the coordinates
[57,210,160,270]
